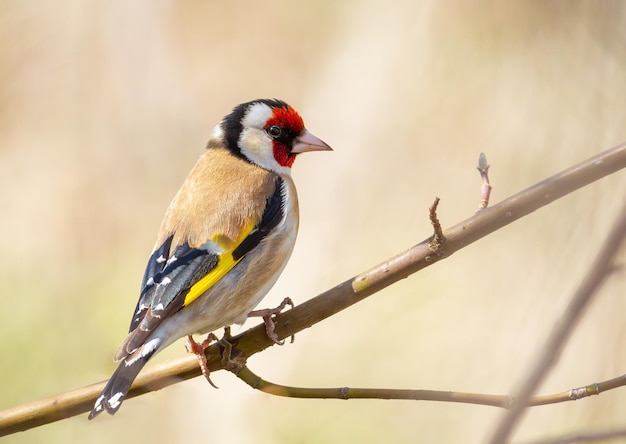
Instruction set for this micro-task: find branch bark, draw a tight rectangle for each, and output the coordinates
[0,142,625,437]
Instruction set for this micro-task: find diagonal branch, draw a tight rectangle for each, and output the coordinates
[0,142,625,437]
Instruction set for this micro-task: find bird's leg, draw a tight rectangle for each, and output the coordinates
[219,327,234,368]
[248,297,295,345]
[217,326,249,373]
[185,333,219,388]
[222,326,233,341]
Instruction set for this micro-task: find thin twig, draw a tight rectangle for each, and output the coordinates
[487,201,626,444]
[0,142,624,437]
[476,152,492,211]
[232,363,513,406]
[428,197,445,249]
[229,364,626,409]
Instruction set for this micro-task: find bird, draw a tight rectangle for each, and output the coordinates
[88,99,332,419]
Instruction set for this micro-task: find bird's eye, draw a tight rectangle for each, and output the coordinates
[267,125,282,138]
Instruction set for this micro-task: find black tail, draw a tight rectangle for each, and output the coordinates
[88,343,158,419]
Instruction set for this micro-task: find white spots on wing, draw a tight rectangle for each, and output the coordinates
[93,395,105,412]
[160,277,171,286]
[156,255,166,263]
[135,303,148,315]
[166,255,177,266]
[143,338,161,355]
[145,277,155,287]
[107,392,124,410]
[124,337,160,367]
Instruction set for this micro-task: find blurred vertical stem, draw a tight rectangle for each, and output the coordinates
[487,200,626,444]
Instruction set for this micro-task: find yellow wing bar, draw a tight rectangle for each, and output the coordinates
[182,221,256,307]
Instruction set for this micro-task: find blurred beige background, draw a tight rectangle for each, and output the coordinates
[1,1,625,443]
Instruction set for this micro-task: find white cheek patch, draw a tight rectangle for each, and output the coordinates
[239,127,267,158]
[238,128,289,174]
[238,102,275,169]
[237,102,293,176]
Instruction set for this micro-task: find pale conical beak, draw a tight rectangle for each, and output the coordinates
[291,129,333,154]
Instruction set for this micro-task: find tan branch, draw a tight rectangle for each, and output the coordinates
[0,141,624,437]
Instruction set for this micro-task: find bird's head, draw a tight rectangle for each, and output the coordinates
[210,99,332,174]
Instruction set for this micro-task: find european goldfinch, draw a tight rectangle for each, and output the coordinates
[89,99,331,418]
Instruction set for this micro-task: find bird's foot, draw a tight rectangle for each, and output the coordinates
[248,297,295,345]
[186,333,219,388]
